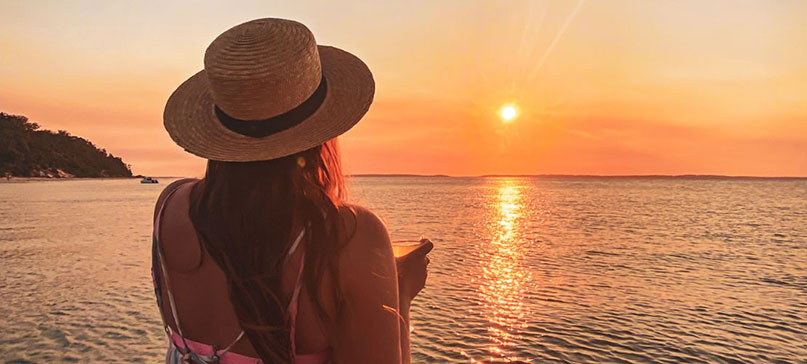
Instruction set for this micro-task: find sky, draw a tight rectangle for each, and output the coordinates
[1,0,806,177]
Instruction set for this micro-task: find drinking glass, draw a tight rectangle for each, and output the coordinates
[392,239,426,258]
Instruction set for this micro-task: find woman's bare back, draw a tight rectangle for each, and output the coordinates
[155,178,410,363]
[154,179,333,357]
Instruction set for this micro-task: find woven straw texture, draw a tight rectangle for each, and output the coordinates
[163,18,374,162]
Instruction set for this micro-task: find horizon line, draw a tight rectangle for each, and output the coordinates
[136,173,807,179]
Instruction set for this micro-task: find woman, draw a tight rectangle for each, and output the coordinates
[152,18,432,364]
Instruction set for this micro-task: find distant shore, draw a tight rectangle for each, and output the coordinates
[0,176,190,183]
[350,173,451,178]
[0,176,144,183]
[3,174,804,183]
[349,174,807,180]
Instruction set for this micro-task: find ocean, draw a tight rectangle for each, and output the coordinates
[1,177,805,363]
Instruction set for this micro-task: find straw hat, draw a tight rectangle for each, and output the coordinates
[163,18,374,162]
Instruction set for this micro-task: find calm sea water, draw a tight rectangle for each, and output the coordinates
[1,177,805,363]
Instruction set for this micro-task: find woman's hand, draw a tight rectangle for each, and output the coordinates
[395,239,434,302]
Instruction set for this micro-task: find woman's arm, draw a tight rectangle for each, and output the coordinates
[395,239,432,364]
[398,298,412,364]
[331,206,405,364]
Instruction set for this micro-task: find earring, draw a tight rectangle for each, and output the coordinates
[297,156,306,168]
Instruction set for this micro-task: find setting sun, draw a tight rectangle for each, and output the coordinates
[500,105,518,122]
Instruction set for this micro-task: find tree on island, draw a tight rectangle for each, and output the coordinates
[0,112,133,178]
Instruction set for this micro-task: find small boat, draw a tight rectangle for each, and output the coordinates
[141,177,159,184]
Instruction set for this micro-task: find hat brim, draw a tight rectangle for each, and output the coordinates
[163,45,374,162]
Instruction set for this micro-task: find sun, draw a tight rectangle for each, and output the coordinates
[499,104,518,122]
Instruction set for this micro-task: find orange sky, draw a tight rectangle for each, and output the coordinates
[1,0,805,177]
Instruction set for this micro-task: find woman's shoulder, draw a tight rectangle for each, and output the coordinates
[334,203,397,304]
[336,203,392,260]
[153,178,200,221]
[338,203,388,240]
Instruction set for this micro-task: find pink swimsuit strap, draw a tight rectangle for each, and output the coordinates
[167,331,332,364]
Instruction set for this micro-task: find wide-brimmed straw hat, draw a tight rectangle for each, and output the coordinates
[163,18,374,162]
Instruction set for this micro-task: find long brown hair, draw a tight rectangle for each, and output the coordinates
[188,138,351,363]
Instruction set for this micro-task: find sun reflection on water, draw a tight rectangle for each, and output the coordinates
[476,179,532,362]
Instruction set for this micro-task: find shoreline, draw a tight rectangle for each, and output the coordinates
[0,176,143,183]
[3,175,806,183]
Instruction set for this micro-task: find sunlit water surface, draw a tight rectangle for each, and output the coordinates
[1,177,805,363]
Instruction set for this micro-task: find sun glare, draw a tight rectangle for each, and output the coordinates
[500,105,518,122]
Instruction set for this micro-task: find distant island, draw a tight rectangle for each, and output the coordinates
[350,173,805,180]
[0,112,132,178]
[479,174,806,179]
[350,173,451,178]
